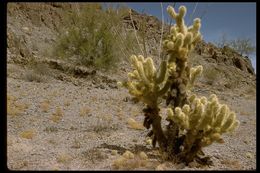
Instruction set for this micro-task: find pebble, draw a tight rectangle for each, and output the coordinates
[245,152,253,159]
[155,163,166,170]
[111,150,117,155]
[176,163,186,169]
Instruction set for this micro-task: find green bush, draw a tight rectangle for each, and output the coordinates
[52,3,137,71]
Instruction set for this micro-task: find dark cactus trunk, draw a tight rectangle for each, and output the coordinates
[143,106,167,149]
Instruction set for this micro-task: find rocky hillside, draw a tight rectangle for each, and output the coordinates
[7,3,256,170]
[7,3,255,91]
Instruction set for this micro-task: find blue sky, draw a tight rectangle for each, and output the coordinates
[103,2,256,72]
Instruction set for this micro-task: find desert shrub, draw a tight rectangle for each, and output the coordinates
[229,38,256,56]
[24,70,45,83]
[215,33,255,56]
[24,61,50,82]
[203,67,219,85]
[52,3,137,71]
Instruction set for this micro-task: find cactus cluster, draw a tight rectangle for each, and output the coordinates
[118,55,170,108]
[167,94,240,147]
[118,5,240,164]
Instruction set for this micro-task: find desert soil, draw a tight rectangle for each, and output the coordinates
[7,63,256,170]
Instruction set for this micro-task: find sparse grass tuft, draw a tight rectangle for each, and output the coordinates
[220,159,242,169]
[56,153,72,164]
[20,130,36,139]
[79,106,91,117]
[82,148,108,163]
[24,70,45,83]
[127,118,145,130]
[64,100,71,107]
[40,100,50,112]
[50,107,64,123]
[7,94,28,116]
[33,63,50,76]
[93,116,118,133]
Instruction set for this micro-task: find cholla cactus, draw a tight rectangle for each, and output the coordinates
[161,6,204,108]
[168,94,239,149]
[164,6,202,62]
[187,65,203,89]
[118,55,170,108]
[118,5,240,164]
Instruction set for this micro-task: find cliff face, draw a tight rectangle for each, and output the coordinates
[7,2,255,90]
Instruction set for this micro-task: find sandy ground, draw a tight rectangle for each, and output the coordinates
[7,63,256,170]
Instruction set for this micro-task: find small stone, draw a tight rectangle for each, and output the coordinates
[243,140,249,144]
[22,27,30,32]
[111,150,117,155]
[176,163,186,169]
[188,161,197,168]
[245,152,253,159]
[132,139,138,142]
[214,153,221,159]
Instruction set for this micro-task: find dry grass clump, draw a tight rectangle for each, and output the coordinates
[220,159,242,169]
[20,130,36,139]
[56,153,72,164]
[40,100,50,112]
[24,70,45,83]
[64,100,71,107]
[112,150,149,170]
[82,148,108,163]
[23,61,50,83]
[79,106,91,117]
[7,94,29,116]
[33,63,50,76]
[50,107,64,123]
[93,115,118,133]
[127,118,145,130]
